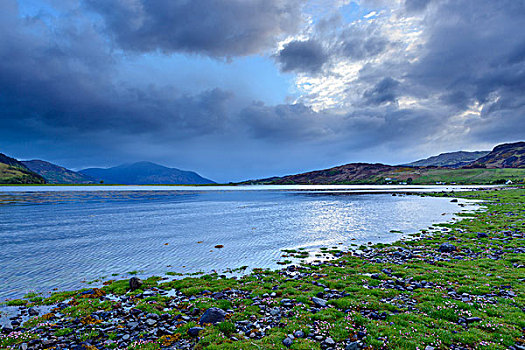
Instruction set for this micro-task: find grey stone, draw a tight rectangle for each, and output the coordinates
[199,307,227,325]
[466,317,482,323]
[312,297,327,308]
[294,330,305,338]
[346,342,360,350]
[438,243,457,253]
[145,319,157,326]
[283,337,293,347]
[188,327,204,337]
[324,337,336,345]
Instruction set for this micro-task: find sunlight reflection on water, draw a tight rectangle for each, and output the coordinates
[0,186,481,298]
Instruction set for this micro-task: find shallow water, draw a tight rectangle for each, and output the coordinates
[0,185,481,299]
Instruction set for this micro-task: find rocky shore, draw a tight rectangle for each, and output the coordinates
[1,188,524,350]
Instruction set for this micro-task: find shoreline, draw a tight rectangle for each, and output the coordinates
[1,188,524,349]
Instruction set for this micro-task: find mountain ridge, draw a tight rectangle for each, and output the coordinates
[22,160,96,184]
[466,142,525,168]
[80,161,215,185]
[404,151,489,168]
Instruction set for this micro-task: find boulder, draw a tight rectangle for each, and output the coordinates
[188,327,204,337]
[282,337,293,347]
[129,277,143,291]
[199,307,227,325]
[438,243,456,253]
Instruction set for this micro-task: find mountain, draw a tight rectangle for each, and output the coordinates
[405,151,489,168]
[0,153,46,184]
[80,161,215,185]
[22,160,96,184]
[466,141,525,168]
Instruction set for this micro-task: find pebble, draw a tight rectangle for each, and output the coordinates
[283,337,293,347]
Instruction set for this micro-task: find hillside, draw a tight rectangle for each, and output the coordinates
[405,151,488,168]
[253,163,403,184]
[80,161,215,185]
[250,163,525,185]
[0,153,46,184]
[22,160,95,184]
[466,141,525,168]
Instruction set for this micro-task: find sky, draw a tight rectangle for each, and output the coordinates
[1,0,524,182]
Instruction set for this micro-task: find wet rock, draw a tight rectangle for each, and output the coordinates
[294,330,305,338]
[188,327,204,337]
[199,307,227,325]
[129,277,143,291]
[477,232,488,238]
[79,288,106,298]
[28,307,39,316]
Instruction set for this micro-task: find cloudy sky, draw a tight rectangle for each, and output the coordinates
[1,0,524,182]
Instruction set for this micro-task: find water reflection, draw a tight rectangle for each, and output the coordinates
[0,187,479,299]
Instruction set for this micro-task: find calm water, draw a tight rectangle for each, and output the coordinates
[0,185,481,299]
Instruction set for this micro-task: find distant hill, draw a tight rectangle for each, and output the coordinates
[405,151,489,168]
[466,142,525,168]
[0,153,46,184]
[248,141,525,185]
[80,161,215,185]
[251,163,408,185]
[22,160,95,184]
[248,161,525,185]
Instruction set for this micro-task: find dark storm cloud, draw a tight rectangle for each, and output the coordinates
[0,1,236,143]
[238,101,445,152]
[240,102,336,140]
[338,27,389,61]
[85,0,305,58]
[402,0,525,140]
[363,77,400,105]
[274,19,389,73]
[275,40,328,73]
[2,0,525,181]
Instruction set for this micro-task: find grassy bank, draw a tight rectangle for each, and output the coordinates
[1,188,524,349]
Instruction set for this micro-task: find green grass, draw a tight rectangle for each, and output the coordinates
[410,168,525,184]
